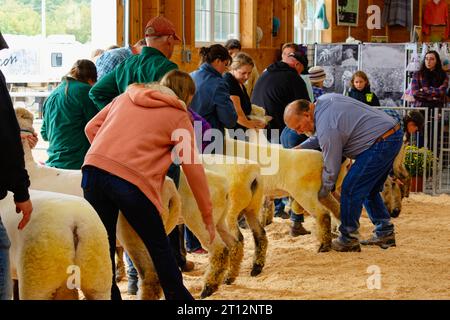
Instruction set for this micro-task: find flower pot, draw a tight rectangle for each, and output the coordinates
[410,176,423,192]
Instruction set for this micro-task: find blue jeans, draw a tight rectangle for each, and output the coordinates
[0,217,11,300]
[185,226,202,252]
[82,166,193,300]
[339,130,403,242]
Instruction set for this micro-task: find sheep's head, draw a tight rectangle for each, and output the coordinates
[14,107,35,134]
[248,104,272,125]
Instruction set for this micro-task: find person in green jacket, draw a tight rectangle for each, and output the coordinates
[89,16,179,109]
[41,59,98,169]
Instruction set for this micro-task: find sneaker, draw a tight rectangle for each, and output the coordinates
[360,233,396,249]
[290,221,311,237]
[331,238,361,252]
[275,210,290,219]
[188,248,208,254]
[127,280,138,295]
[181,260,195,272]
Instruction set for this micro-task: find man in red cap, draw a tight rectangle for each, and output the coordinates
[89,15,180,109]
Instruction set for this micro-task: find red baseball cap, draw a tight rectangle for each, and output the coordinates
[145,16,180,40]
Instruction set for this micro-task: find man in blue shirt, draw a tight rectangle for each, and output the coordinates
[284,94,403,252]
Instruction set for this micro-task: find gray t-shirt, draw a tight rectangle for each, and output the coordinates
[300,93,397,191]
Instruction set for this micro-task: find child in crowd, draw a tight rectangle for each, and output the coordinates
[308,66,326,102]
[348,70,380,107]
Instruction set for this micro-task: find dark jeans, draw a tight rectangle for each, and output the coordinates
[185,226,202,252]
[339,130,403,242]
[82,166,193,300]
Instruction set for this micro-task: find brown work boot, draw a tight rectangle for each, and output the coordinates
[360,233,396,249]
[290,221,311,237]
[181,260,195,272]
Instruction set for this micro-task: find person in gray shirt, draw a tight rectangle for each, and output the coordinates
[284,93,403,252]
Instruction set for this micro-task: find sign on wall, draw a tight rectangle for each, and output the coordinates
[337,0,359,26]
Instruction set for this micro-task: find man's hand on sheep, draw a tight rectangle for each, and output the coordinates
[249,119,267,129]
[21,132,38,149]
[204,216,216,244]
[15,199,33,230]
[318,185,331,200]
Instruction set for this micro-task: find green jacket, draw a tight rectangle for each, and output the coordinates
[89,46,178,109]
[41,78,98,169]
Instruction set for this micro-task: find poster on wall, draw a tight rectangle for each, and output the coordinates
[360,43,406,107]
[315,43,360,95]
[337,0,359,26]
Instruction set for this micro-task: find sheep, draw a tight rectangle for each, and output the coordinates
[200,154,267,283]
[382,175,403,218]
[16,107,235,299]
[225,138,344,252]
[0,190,112,300]
[381,141,411,218]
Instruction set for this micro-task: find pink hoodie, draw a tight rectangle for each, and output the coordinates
[83,84,213,223]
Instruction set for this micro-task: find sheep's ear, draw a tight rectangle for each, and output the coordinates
[265,115,273,122]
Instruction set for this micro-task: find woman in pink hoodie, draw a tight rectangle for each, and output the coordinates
[82,70,215,300]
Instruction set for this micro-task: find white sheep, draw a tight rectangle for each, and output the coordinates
[200,154,267,283]
[0,190,112,300]
[225,138,343,252]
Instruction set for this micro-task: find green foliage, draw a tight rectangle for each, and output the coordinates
[0,0,91,43]
[404,146,434,177]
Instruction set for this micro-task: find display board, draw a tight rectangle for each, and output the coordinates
[315,43,360,95]
[360,43,407,107]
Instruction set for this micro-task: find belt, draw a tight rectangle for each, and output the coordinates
[375,123,401,143]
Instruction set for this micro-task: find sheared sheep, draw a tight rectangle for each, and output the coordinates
[200,154,267,283]
[0,190,112,300]
[225,138,344,252]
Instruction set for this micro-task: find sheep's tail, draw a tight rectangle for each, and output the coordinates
[72,201,112,299]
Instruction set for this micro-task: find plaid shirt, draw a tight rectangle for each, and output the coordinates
[383,108,402,125]
[312,86,325,102]
[410,71,449,107]
[95,46,133,80]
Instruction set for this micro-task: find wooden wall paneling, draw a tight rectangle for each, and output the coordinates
[286,0,294,43]
[240,0,257,48]
[256,0,273,47]
[129,0,143,44]
[116,0,124,45]
[272,0,288,48]
[244,48,280,72]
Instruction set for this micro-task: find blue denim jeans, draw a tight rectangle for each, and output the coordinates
[339,130,403,242]
[0,217,11,300]
[82,166,193,300]
[185,226,202,252]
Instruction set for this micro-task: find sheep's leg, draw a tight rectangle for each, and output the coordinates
[223,211,244,285]
[244,209,268,277]
[115,244,126,282]
[13,280,19,300]
[184,215,229,299]
[292,192,332,253]
[260,196,274,227]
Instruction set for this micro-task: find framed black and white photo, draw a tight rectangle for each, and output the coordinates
[337,0,359,26]
[360,43,406,107]
[315,43,360,95]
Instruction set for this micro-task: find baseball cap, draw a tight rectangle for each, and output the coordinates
[145,16,180,40]
[287,51,308,68]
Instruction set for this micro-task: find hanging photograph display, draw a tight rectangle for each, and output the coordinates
[360,43,407,107]
[337,0,359,26]
[315,43,360,95]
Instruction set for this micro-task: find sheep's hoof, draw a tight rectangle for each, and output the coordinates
[224,276,236,285]
[318,243,331,252]
[200,285,217,299]
[251,264,264,277]
[331,231,339,239]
